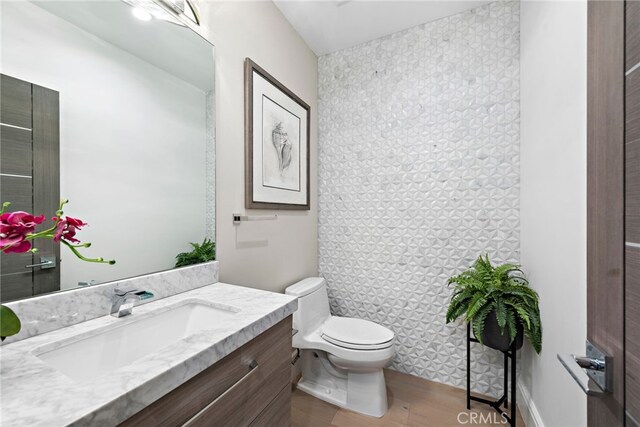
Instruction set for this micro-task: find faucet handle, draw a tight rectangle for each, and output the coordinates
[113,286,154,299]
[114,286,139,296]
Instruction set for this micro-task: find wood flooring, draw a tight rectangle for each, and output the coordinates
[291,369,525,427]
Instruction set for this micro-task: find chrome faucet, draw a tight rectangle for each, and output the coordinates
[110,286,154,318]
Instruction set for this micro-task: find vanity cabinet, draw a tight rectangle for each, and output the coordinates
[120,316,292,427]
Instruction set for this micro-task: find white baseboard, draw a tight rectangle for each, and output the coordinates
[517,383,544,427]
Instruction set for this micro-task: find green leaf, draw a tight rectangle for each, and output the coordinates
[495,297,507,332]
[507,302,531,330]
[505,309,517,342]
[502,288,538,306]
[524,313,543,354]
[466,293,489,319]
[446,294,471,323]
[0,305,21,340]
[472,303,494,345]
[526,305,543,353]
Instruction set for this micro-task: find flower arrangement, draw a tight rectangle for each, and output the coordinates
[1,199,115,264]
[0,199,115,340]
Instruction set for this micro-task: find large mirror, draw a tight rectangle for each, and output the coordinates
[0,0,215,302]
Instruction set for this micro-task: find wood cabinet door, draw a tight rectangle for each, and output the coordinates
[0,74,60,302]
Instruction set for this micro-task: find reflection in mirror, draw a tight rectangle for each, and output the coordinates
[0,0,215,302]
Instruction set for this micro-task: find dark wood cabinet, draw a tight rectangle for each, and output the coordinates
[120,316,292,427]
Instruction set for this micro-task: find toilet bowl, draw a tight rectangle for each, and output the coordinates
[285,277,395,418]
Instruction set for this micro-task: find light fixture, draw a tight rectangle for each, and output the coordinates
[132,6,152,21]
[122,0,201,27]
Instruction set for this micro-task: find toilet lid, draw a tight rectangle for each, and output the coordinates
[321,317,394,350]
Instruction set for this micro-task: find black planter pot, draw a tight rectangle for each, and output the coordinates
[474,310,524,352]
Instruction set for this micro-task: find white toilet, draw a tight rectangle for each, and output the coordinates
[285,277,395,418]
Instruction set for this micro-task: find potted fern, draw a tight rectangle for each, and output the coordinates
[175,238,216,268]
[445,255,542,353]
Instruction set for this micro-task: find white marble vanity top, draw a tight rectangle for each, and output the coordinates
[0,283,297,427]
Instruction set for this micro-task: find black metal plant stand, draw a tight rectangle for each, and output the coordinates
[466,323,517,427]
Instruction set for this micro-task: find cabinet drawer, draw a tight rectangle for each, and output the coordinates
[249,384,291,427]
[182,320,292,426]
[120,316,292,427]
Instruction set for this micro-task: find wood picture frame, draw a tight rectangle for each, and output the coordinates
[244,58,310,210]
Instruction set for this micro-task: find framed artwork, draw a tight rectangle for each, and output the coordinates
[244,58,310,210]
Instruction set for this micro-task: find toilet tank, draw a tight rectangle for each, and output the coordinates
[285,277,331,340]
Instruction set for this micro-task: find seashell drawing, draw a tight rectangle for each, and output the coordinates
[272,122,292,173]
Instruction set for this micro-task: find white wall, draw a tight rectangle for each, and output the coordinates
[198,1,318,292]
[1,2,207,289]
[317,1,520,395]
[520,1,588,426]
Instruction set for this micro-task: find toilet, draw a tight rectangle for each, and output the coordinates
[285,277,395,418]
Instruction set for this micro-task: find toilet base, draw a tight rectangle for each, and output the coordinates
[297,377,348,409]
[297,350,388,418]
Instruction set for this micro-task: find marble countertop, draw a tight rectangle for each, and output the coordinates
[0,282,297,427]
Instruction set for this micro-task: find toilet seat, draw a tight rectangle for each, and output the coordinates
[321,317,394,350]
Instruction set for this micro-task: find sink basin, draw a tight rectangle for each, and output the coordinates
[35,300,240,383]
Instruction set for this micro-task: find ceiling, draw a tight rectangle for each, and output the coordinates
[273,0,492,56]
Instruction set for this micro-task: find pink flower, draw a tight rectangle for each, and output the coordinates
[0,211,46,253]
[53,216,87,243]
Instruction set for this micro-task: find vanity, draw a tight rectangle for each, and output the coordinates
[0,268,297,426]
[120,314,292,427]
[0,1,300,425]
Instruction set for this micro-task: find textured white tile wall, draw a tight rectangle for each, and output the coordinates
[318,1,520,396]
